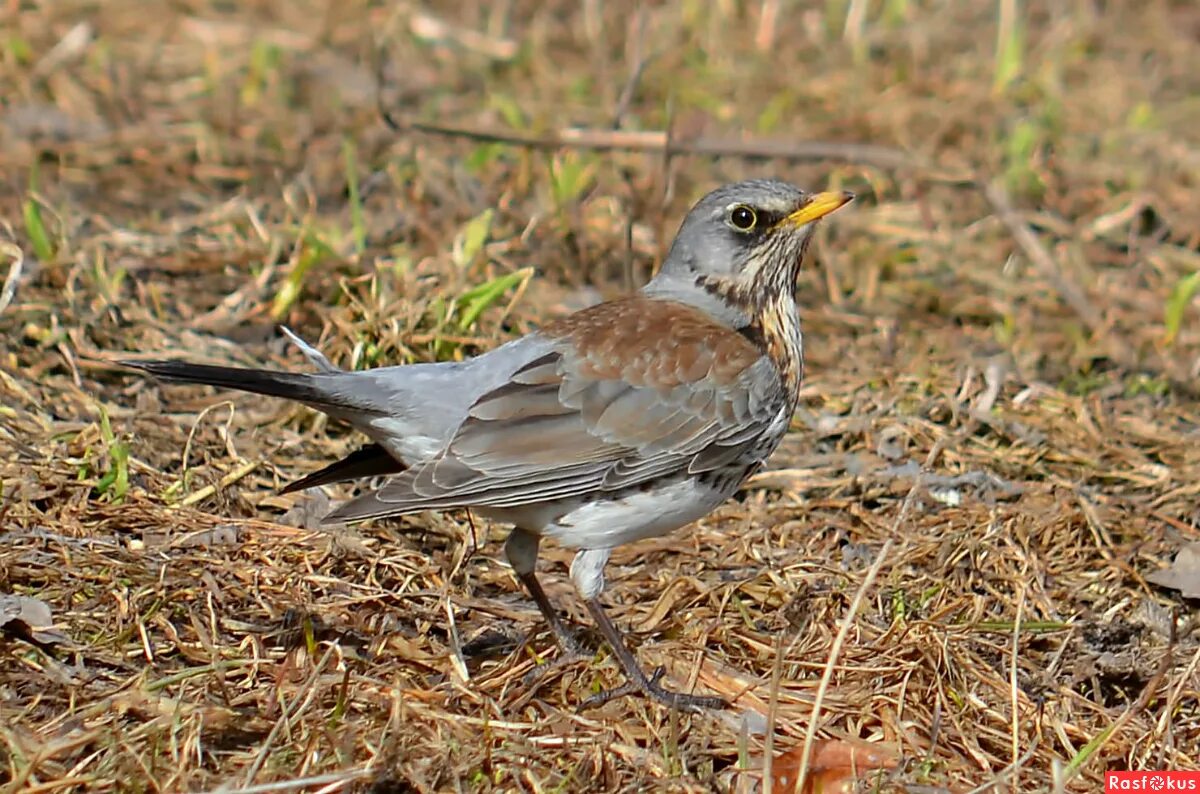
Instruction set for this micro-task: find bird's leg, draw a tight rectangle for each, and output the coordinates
[516,572,590,659]
[580,598,727,712]
[504,530,589,661]
[570,549,726,712]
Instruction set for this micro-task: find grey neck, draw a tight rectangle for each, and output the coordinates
[639,271,752,330]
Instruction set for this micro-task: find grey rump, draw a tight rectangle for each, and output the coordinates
[122,179,853,710]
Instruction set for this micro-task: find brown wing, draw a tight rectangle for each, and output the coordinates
[326,298,783,523]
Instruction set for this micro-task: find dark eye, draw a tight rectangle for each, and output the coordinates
[729,205,757,231]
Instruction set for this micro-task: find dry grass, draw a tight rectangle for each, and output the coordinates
[2,0,1199,791]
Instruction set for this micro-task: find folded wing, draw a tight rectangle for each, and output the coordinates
[327,298,785,523]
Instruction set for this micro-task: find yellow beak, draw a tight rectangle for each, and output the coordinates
[782,191,855,228]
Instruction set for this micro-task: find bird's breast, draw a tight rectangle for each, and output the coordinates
[750,295,804,403]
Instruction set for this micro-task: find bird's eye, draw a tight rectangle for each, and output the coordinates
[729,205,757,231]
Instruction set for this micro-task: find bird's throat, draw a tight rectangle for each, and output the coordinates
[699,275,805,401]
[749,292,804,400]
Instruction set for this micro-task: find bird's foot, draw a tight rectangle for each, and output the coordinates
[521,627,592,688]
[578,666,727,712]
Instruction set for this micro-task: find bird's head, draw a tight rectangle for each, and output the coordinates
[647,179,853,320]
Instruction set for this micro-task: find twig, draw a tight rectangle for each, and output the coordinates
[408,11,518,62]
[963,737,1042,794]
[762,630,789,794]
[196,767,372,794]
[177,459,261,507]
[379,112,915,170]
[793,536,897,791]
[1009,581,1026,794]
[844,0,870,53]
[444,595,470,684]
[610,9,654,129]
[756,0,782,52]
[178,400,236,495]
[243,645,337,785]
[0,239,22,316]
[144,660,261,692]
[982,180,1133,366]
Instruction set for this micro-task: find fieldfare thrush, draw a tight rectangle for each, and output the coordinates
[122,179,853,711]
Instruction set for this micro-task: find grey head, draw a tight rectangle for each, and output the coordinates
[643,179,853,326]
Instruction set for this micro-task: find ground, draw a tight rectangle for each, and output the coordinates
[1,0,1199,791]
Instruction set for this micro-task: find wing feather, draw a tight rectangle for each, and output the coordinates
[325,299,787,524]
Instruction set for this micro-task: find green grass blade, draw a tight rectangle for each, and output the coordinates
[452,208,495,269]
[1164,271,1200,346]
[972,620,1072,633]
[454,267,534,333]
[549,153,595,209]
[994,0,1024,95]
[23,198,55,262]
[433,267,534,360]
[95,405,130,500]
[272,231,334,320]
[1063,722,1115,779]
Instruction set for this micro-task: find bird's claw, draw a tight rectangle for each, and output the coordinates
[578,665,727,712]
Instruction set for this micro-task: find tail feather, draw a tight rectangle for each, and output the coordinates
[124,359,411,497]
[279,443,406,494]
[120,359,366,413]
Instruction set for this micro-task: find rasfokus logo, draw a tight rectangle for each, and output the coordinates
[1107,772,1200,792]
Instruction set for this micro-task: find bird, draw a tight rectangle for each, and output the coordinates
[121,179,853,711]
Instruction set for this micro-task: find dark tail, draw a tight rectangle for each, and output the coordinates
[124,360,407,493]
[279,443,406,494]
[120,359,355,410]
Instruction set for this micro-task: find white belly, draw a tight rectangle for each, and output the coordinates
[481,476,733,551]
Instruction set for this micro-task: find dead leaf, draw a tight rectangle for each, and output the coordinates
[1147,543,1200,599]
[637,579,685,632]
[0,593,69,644]
[771,738,899,793]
